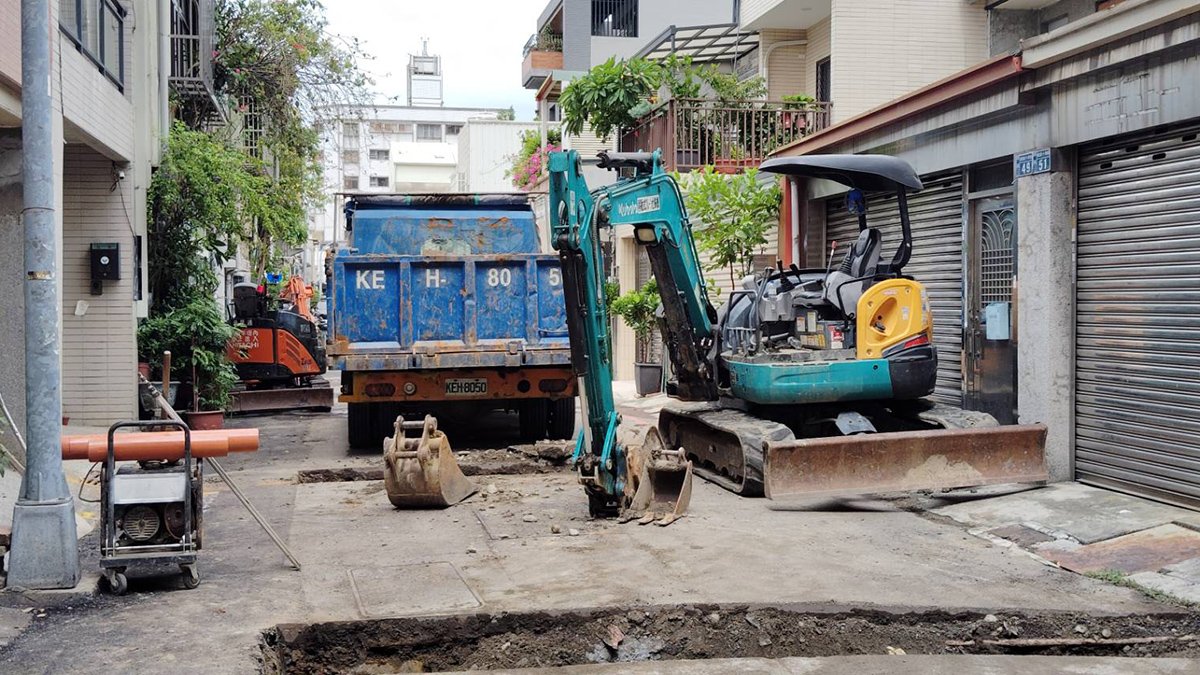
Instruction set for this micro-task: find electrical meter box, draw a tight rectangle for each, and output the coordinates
[90,243,120,280]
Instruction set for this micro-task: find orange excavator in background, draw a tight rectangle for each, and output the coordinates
[226,275,334,413]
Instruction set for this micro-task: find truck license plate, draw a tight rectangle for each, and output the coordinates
[445,378,487,396]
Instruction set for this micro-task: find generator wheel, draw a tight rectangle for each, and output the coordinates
[180,563,200,590]
[519,399,549,441]
[105,570,128,596]
[547,397,576,440]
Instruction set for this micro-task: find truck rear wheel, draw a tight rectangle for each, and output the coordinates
[547,397,576,440]
[519,400,549,441]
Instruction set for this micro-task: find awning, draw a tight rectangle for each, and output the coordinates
[633,23,759,64]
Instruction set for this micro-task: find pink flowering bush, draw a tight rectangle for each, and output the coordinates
[507,129,563,191]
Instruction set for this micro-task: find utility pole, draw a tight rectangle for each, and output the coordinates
[7,0,81,589]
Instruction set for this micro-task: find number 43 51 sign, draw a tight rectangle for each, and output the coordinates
[1014,148,1052,178]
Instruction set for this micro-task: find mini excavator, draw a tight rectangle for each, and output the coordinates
[548,149,1046,522]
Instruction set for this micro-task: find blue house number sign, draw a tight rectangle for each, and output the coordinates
[1014,148,1052,178]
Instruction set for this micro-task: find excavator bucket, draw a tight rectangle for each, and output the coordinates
[624,426,693,526]
[383,416,477,508]
[763,424,1048,501]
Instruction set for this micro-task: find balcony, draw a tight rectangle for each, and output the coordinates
[522,32,564,89]
[619,99,833,173]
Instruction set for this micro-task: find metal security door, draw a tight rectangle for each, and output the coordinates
[965,196,1017,423]
[1076,122,1200,507]
[825,171,965,404]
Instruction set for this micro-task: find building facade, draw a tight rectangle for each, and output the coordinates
[0,0,174,432]
[771,0,1200,505]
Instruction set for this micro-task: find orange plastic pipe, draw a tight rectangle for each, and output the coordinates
[61,429,260,462]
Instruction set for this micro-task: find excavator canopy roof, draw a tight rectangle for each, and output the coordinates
[759,154,923,192]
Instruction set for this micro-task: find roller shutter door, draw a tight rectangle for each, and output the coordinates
[1075,122,1200,507]
[826,172,965,404]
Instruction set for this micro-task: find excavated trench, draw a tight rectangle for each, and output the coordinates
[261,603,1200,673]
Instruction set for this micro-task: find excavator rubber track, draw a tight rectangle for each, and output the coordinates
[659,399,1047,501]
[658,402,795,497]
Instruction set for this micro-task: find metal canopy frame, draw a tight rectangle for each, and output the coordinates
[634,23,759,64]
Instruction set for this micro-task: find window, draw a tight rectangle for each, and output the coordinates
[1041,14,1069,33]
[343,176,360,190]
[369,176,390,188]
[815,57,831,103]
[342,122,359,144]
[59,0,125,88]
[445,125,463,136]
[592,0,638,37]
[416,124,442,141]
[369,121,413,135]
[369,149,390,161]
[411,56,439,75]
[342,150,360,165]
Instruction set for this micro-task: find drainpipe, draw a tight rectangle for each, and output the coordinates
[762,39,808,94]
[7,0,82,589]
[159,0,170,146]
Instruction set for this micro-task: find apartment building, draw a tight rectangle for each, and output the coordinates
[306,104,505,262]
[0,0,178,431]
[742,0,990,124]
[771,0,1200,506]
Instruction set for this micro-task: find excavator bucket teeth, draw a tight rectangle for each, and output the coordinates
[625,427,693,524]
[763,423,1048,500]
[383,416,477,508]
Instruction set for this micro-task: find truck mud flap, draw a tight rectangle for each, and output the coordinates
[763,424,1048,500]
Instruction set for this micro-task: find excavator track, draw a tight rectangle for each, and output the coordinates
[657,402,795,497]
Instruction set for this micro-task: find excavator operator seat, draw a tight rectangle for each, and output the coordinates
[823,228,881,318]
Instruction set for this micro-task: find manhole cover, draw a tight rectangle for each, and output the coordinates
[348,562,480,618]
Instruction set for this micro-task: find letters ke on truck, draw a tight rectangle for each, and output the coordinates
[329,194,577,448]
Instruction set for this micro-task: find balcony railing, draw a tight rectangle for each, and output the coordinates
[619,99,833,173]
[170,35,213,86]
[522,32,564,57]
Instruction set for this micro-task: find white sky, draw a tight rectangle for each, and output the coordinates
[321,0,550,119]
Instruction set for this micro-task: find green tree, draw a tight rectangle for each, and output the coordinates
[213,0,371,277]
[560,57,663,141]
[680,168,781,286]
[498,106,516,121]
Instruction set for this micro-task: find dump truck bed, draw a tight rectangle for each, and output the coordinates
[329,252,570,370]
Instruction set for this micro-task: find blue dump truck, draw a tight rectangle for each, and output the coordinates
[330,194,576,448]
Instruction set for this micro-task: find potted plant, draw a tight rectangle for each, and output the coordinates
[138,296,239,429]
[679,167,781,288]
[611,279,662,396]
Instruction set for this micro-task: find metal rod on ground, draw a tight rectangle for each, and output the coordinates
[0,390,27,474]
[7,0,81,589]
[143,376,301,571]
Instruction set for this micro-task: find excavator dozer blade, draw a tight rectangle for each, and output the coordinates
[763,423,1048,500]
[625,426,693,526]
[383,416,477,508]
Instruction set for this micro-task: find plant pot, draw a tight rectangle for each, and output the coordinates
[185,410,225,430]
[634,363,663,397]
[137,362,152,379]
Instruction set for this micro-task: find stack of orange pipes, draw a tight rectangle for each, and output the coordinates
[61,429,260,462]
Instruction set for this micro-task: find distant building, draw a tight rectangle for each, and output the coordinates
[407,39,443,107]
[454,119,539,193]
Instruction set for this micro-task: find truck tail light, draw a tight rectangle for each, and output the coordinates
[364,383,396,397]
[538,378,569,393]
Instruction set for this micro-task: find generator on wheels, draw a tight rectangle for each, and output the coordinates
[99,421,202,595]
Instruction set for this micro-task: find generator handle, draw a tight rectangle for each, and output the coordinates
[105,420,194,553]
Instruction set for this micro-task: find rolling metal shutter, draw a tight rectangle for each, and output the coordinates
[1075,122,1200,507]
[825,172,965,404]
